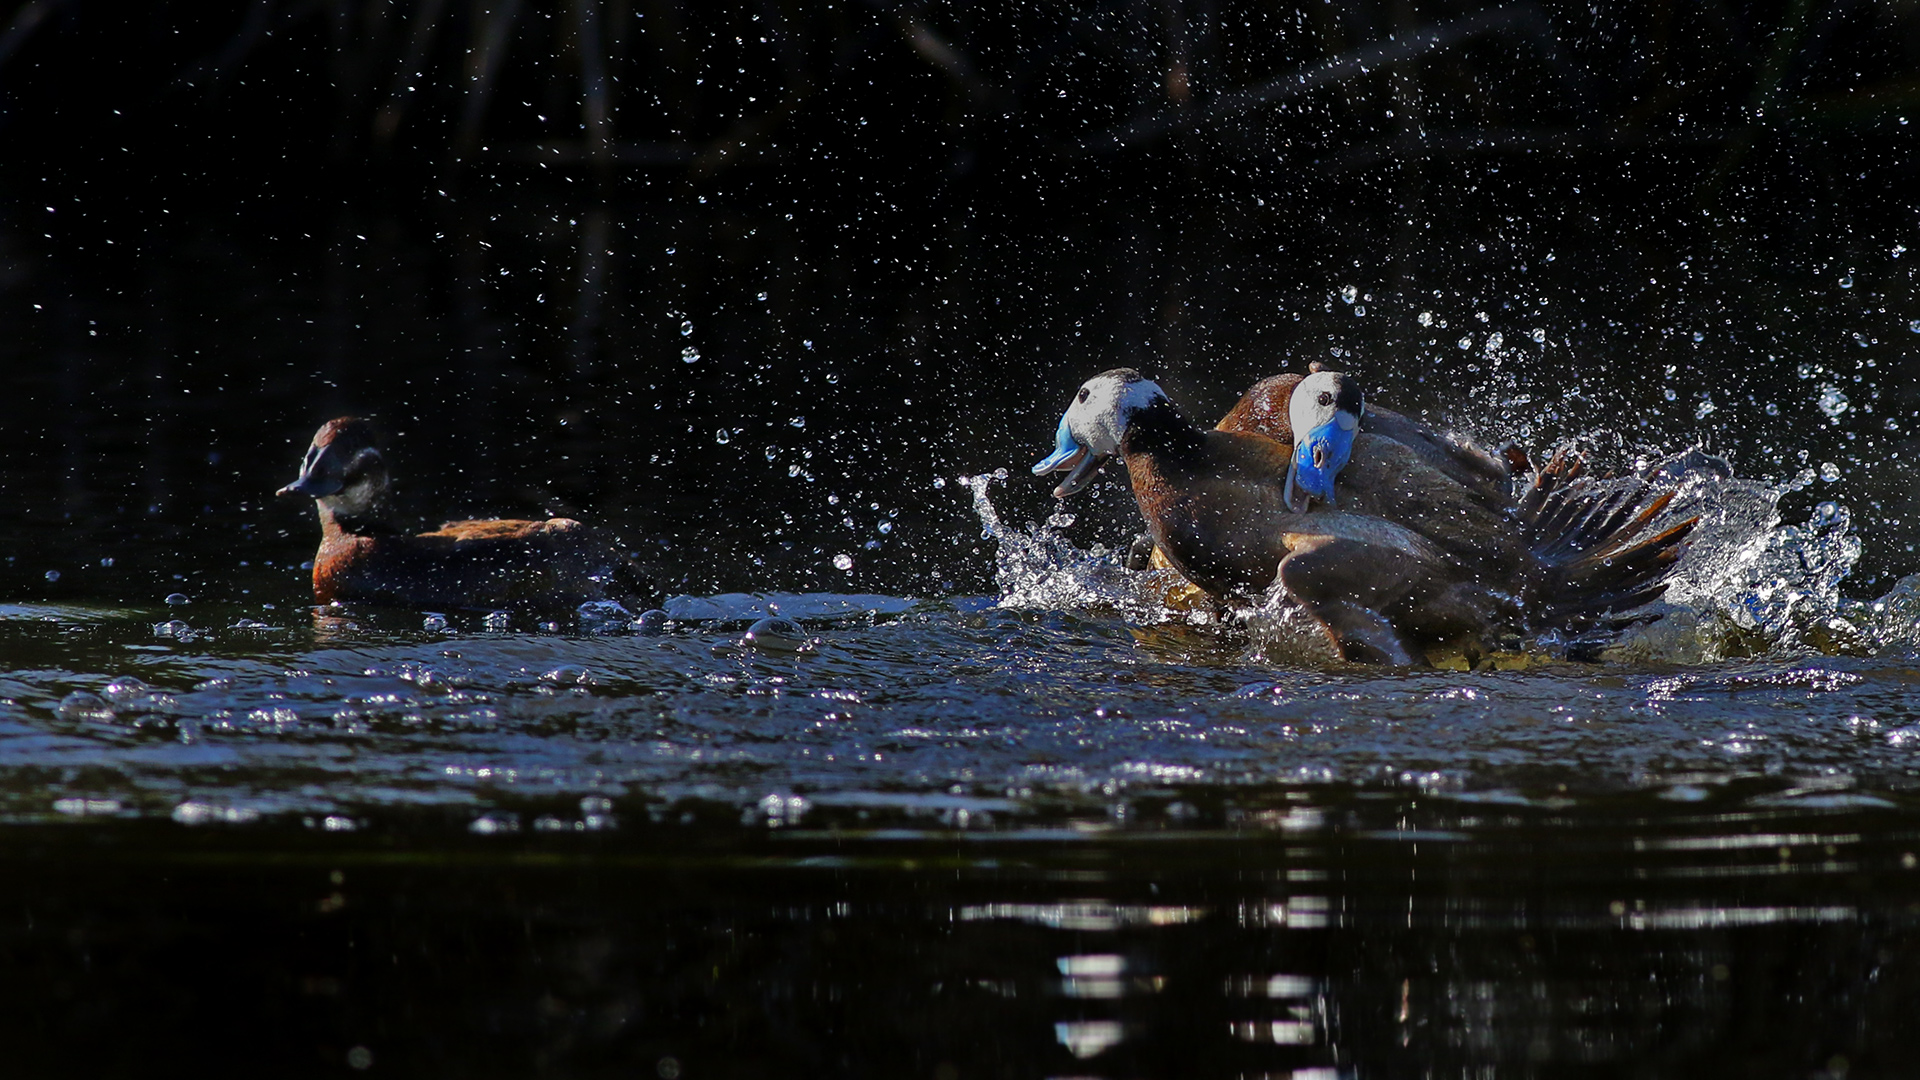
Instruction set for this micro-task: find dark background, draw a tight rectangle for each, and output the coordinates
[3,0,1918,602]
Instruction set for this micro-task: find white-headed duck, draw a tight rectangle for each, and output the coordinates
[277,417,649,613]
[1032,369,1693,663]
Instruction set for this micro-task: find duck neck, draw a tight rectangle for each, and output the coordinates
[1119,398,1206,461]
[317,499,397,539]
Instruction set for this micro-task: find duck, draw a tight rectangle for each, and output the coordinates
[277,417,650,613]
[1217,365,1521,509]
[1032,369,1694,664]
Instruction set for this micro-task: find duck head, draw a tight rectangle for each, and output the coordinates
[1031,368,1170,498]
[277,417,390,520]
[1284,370,1363,512]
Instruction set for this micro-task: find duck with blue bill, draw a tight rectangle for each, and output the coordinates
[1032,368,1696,664]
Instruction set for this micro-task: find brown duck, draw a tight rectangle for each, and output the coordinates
[277,417,649,613]
[1032,369,1694,664]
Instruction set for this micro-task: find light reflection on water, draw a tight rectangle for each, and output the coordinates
[3,592,1920,828]
[0,730,1917,1073]
[1,591,1919,1071]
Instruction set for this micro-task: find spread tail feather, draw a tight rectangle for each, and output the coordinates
[1517,449,1698,627]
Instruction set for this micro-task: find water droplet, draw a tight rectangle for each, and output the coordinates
[631,609,669,635]
[56,691,114,722]
[1820,462,1842,482]
[877,520,893,535]
[832,553,854,571]
[1664,387,1678,401]
[165,593,190,605]
[1692,330,1705,342]
[1839,273,1855,289]
[1909,319,1920,333]
[1340,285,1358,304]
[756,291,768,301]
[1352,305,1365,317]
[422,614,449,632]
[788,416,806,429]
[1484,332,1503,354]
[681,346,700,363]
[679,320,693,336]
[1457,336,1473,351]
[743,617,810,653]
[482,611,511,631]
[43,570,59,583]
[102,676,151,705]
[1530,328,1546,343]
[1417,311,1434,327]
[576,600,633,633]
[715,429,731,445]
[1818,386,1850,420]
[932,476,947,489]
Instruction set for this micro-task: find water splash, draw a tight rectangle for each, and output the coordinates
[963,474,1186,623]
[1599,454,1873,661]
[968,449,1916,667]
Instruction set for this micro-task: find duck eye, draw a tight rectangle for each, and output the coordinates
[1318,391,1333,407]
[1077,387,1091,404]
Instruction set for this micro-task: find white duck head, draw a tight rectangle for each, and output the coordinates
[1031,368,1170,498]
[1283,369,1364,511]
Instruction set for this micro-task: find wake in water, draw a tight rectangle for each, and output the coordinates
[965,452,1920,666]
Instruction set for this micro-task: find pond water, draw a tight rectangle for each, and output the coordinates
[3,457,1920,1073]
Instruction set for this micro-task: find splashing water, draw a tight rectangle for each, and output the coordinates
[967,453,1919,666]
[963,474,1189,624]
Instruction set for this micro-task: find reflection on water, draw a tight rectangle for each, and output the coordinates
[7,797,1916,1076]
[0,589,1914,1071]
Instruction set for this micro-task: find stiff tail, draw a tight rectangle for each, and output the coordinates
[1517,449,1699,627]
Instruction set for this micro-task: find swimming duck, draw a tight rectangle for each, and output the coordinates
[1032,369,1693,663]
[277,417,649,613]
[1217,366,1520,510]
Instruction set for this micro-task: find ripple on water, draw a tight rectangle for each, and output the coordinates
[0,499,1915,831]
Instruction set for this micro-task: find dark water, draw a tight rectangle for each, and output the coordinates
[11,800,1920,1077]
[5,559,1920,1074]
[8,3,1920,1074]
[8,213,1920,1079]
[10,238,1920,1076]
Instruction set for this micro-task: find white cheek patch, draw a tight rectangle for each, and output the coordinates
[1066,375,1159,456]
